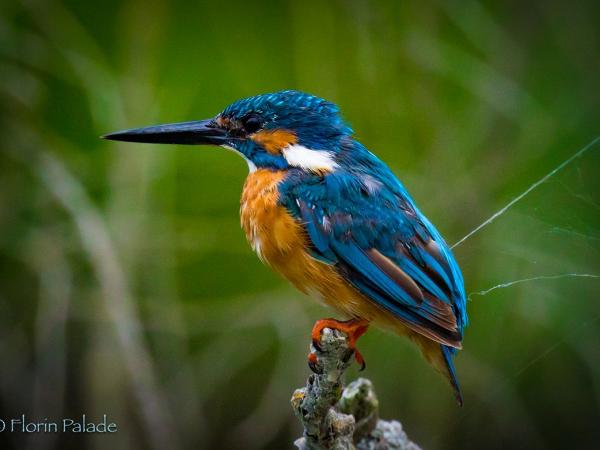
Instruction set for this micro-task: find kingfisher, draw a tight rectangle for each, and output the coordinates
[104,90,468,405]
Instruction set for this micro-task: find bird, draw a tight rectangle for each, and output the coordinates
[104,90,468,405]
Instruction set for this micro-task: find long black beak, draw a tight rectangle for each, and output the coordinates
[102,119,232,145]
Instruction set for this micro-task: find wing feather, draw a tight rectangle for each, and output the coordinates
[295,180,462,348]
[283,169,466,348]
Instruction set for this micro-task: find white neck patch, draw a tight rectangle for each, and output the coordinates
[282,144,338,173]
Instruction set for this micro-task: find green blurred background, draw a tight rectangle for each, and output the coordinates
[1,0,599,449]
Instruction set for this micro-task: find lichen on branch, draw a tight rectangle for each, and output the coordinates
[291,328,421,450]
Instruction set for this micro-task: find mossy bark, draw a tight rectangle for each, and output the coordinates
[291,329,421,450]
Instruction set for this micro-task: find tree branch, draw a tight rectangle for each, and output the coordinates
[291,328,421,450]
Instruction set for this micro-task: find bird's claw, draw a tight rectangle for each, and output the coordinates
[311,337,323,353]
[307,352,322,374]
[354,349,366,371]
[309,317,370,371]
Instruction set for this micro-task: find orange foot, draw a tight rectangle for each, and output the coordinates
[308,318,370,372]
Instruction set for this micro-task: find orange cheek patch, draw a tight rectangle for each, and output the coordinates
[216,116,231,128]
[250,129,298,154]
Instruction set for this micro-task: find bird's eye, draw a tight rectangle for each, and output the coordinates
[242,115,262,134]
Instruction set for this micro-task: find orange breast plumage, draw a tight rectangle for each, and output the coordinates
[240,169,295,263]
[240,169,343,299]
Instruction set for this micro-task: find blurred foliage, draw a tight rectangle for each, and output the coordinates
[0,0,599,449]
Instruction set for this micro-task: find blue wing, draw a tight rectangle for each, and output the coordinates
[279,159,467,348]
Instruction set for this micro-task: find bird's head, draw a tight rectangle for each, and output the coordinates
[104,90,353,173]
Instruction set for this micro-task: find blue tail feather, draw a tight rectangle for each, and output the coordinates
[441,345,463,406]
